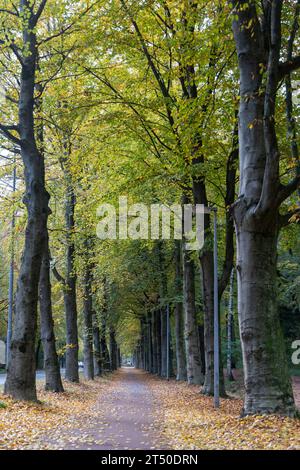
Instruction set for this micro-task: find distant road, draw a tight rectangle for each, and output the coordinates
[0,369,65,386]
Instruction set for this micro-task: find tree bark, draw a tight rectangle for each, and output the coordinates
[100,314,110,372]
[151,310,158,374]
[93,311,102,376]
[183,246,203,385]
[226,269,235,382]
[82,262,94,380]
[231,0,296,415]
[155,309,161,375]
[39,243,64,392]
[4,1,49,401]
[147,312,153,372]
[109,327,118,371]
[160,308,167,377]
[174,241,187,381]
[200,249,214,393]
[63,184,79,382]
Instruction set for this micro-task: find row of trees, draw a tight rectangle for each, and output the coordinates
[0,0,299,416]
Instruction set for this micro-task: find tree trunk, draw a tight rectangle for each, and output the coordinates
[174,297,185,381]
[174,242,187,381]
[82,263,94,380]
[155,309,161,375]
[160,308,167,377]
[231,0,295,415]
[64,185,79,383]
[200,249,214,393]
[168,317,174,378]
[183,247,203,385]
[147,312,153,373]
[198,325,206,375]
[151,311,158,374]
[226,269,235,382]
[93,311,102,376]
[109,327,117,371]
[39,243,64,392]
[143,318,150,371]
[100,314,110,371]
[236,212,294,415]
[35,339,42,370]
[4,3,49,400]
[200,248,227,395]
[4,152,47,402]
[117,348,121,368]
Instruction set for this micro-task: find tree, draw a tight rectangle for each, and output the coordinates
[2,0,50,401]
[39,239,64,392]
[230,0,300,416]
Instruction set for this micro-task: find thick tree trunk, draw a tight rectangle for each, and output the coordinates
[174,242,187,381]
[183,248,203,385]
[4,5,49,400]
[231,0,296,415]
[236,211,294,415]
[82,264,94,380]
[4,164,48,401]
[39,243,64,392]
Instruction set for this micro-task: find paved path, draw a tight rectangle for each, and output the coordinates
[41,368,166,450]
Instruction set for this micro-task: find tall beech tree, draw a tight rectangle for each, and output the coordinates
[1,0,50,401]
[51,135,79,383]
[230,0,300,415]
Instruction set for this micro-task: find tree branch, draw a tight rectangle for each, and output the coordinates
[0,124,21,145]
[50,261,65,285]
[278,55,300,79]
[0,9,18,16]
[279,207,300,227]
[277,175,300,205]
[120,0,175,128]
[33,0,47,26]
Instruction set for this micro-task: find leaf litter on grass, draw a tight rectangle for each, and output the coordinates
[0,375,114,450]
[147,375,300,450]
